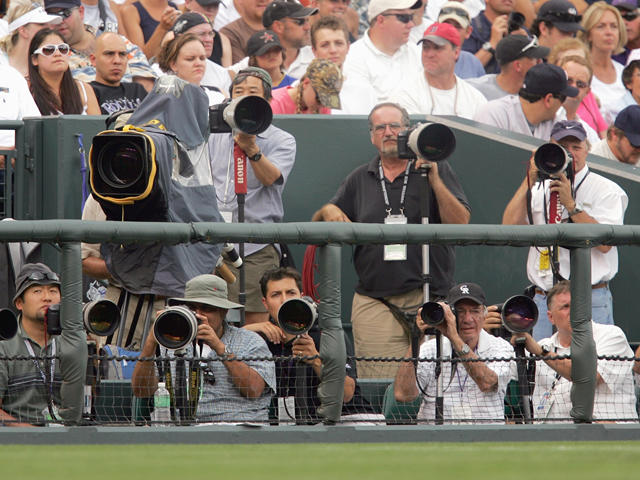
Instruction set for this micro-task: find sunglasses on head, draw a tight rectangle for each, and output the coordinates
[17,271,60,292]
[439,6,469,20]
[381,13,414,23]
[520,35,540,54]
[47,6,77,18]
[545,11,582,23]
[34,43,70,56]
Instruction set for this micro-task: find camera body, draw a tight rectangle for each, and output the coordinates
[507,12,525,33]
[40,301,121,337]
[397,122,456,161]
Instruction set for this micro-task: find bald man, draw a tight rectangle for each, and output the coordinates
[89,32,148,115]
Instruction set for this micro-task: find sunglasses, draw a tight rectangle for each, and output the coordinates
[288,17,309,26]
[520,35,540,54]
[544,11,582,23]
[567,78,588,89]
[439,6,469,20]
[552,93,567,102]
[622,11,639,21]
[381,13,414,24]
[34,43,70,56]
[46,6,77,18]
[17,271,60,292]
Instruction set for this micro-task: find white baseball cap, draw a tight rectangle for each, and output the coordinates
[368,0,421,23]
[8,6,62,33]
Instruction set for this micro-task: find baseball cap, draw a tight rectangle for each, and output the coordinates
[195,0,223,6]
[169,274,243,310]
[521,63,579,97]
[612,0,638,11]
[418,22,461,47]
[614,105,640,148]
[551,120,587,142]
[537,0,584,33]
[437,2,471,29]
[447,283,486,306]
[172,12,210,35]
[306,58,343,109]
[8,6,62,33]
[44,0,81,12]
[368,0,422,22]
[496,34,550,66]
[247,30,283,57]
[263,0,318,28]
[13,263,61,304]
[237,66,273,88]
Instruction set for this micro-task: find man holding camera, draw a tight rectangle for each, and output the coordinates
[502,121,628,340]
[394,282,516,423]
[132,274,276,422]
[251,267,379,423]
[209,67,296,326]
[513,281,637,422]
[0,263,87,426]
[312,102,470,379]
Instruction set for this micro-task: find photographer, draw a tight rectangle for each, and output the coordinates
[312,102,470,379]
[131,274,276,422]
[393,283,516,423]
[502,121,628,340]
[209,67,296,325]
[0,264,87,426]
[249,267,379,424]
[513,281,637,422]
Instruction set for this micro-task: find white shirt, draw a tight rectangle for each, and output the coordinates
[342,30,422,104]
[228,46,313,80]
[213,0,240,31]
[0,64,41,147]
[202,59,231,96]
[332,74,377,115]
[392,74,487,119]
[526,166,628,290]
[534,322,638,422]
[416,329,517,423]
[590,138,639,166]
[474,95,555,140]
[590,61,633,125]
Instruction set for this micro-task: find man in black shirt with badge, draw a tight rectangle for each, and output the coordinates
[89,32,148,115]
[312,102,470,379]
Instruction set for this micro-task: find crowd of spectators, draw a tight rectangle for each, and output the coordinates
[0,0,640,426]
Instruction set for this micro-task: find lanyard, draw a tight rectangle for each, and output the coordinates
[379,159,411,216]
[24,339,56,397]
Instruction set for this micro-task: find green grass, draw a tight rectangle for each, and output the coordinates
[1,442,640,479]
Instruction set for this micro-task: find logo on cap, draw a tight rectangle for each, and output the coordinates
[568,7,577,14]
[460,285,470,294]
[261,31,274,42]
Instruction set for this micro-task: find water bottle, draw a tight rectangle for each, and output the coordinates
[152,382,171,425]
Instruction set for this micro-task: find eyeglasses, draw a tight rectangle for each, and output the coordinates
[439,6,469,20]
[552,93,567,102]
[621,11,639,21]
[520,35,540,54]
[381,13,414,24]
[46,6,77,18]
[328,0,350,4]
[567,77,588,89]
[543,11,582,23]
[33,43,70,56]
[288,17,310,26]
[371,122,404,134]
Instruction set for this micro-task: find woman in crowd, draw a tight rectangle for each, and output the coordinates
[157,32,225,104]
[246,30,295,90]
[122,0,180,60]
[270,58,342,114]
[549,37,607,138]
[579,1,632,124]
[28,28,100,115]
[0,0,61,78]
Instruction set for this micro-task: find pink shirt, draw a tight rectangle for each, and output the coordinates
[578,91,608,134]
[270,86,331,114]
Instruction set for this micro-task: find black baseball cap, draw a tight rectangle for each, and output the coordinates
[195,0,223,6]
[496,35,550,66]
[262,0,318,28]
[13,263,60,304]
[537,0,583,33]
[173,12,210,35]
[447,283,486,306]
[521,63,579,97]
[551,120,587,142]
[44,0,80,11]
[612,0,638,11]
[247,30,283,56]
[614,105,640,148]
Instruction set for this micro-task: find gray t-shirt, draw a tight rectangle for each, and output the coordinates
[466,74,509,101]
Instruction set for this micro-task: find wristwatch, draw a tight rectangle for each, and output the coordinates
[221,344,233,359]
[568,203,583,217]
[482,42,495,55]
[248,150,262,162]
[457,343,471,356]
[540,344,552,357]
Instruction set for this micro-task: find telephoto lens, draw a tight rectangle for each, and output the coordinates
[277,297,318,336]
[0,309,18,341]
[83,299,121,337]
[420,302,445,326]
[499,295,538,333]
[154,306,200,350]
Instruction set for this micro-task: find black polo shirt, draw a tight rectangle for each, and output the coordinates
[330,157,469,298]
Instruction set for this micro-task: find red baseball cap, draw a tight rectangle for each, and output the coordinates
[418,22,461,47]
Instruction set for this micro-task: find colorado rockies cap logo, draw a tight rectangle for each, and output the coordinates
[568,7,577,15]
[460,285,470,294]
[260,31,274,43]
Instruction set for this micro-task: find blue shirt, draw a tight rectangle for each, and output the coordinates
[463,12,499,74]
[455,51,486,79]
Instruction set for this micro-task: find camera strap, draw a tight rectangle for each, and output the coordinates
[25,340,57,419]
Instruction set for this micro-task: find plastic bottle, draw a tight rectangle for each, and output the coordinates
[152,382,171,425]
